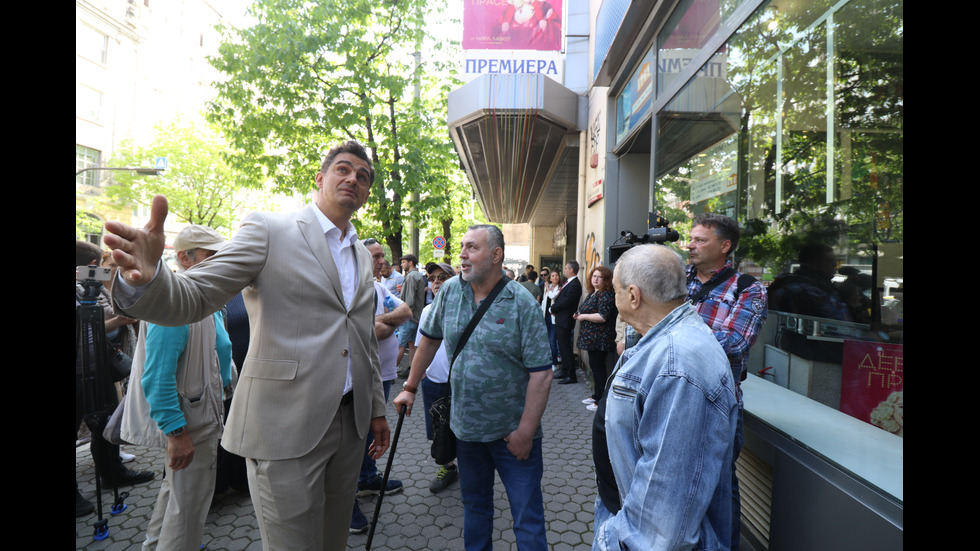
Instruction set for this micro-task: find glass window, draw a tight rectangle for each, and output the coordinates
[653,0,903,497]
[76,145,101,188]
[78,24,108,65]
[614,46,655,145]
[76,84,103,121]
[657,0,757,96]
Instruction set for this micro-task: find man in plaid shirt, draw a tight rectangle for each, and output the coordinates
[685,213,767,551]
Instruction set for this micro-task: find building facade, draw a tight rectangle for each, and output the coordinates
[76,0,236,243]
[448,0,903,548]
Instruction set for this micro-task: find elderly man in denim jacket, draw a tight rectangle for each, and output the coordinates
[592,245,738,550]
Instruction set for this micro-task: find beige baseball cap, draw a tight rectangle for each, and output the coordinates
[172,225,228,253]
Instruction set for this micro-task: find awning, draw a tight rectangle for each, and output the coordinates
[448,73,583,225]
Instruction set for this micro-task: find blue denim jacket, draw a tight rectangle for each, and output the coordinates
[594,303,738,551]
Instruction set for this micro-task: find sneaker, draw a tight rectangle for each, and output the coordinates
[429,465,459,494]
[349,500,369,534]
[582,397,595,405]
[120,450,136,463]
[357,474,403,497]
[586,403,598,412]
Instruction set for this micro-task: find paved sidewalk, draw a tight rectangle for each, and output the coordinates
[76,369,600,550]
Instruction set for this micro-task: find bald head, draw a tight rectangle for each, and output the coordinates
[614,245,688,303]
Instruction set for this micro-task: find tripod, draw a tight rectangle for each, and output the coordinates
[76,273,129,541]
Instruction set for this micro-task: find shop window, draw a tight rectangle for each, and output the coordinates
[657,0,759,96]
[652,0,903,498]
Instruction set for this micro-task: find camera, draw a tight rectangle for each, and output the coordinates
[608,213,680,265]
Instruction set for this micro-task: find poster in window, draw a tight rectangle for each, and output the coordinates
[840,341,903,438]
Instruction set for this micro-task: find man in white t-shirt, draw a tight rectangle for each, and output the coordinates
[350,238,413,533]
[415,262,459,494]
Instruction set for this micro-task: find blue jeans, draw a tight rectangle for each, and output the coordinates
[456,438,547,551]
[421,377,450,442]
[545,316,559,366]
[358,380,392,484]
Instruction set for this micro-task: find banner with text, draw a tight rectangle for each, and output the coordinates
[460,50,563,83]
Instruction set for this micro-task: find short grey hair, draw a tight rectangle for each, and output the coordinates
[614,245,688,303]
[468,224,505,259]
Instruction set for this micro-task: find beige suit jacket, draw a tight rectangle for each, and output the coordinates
[114,205,385,461]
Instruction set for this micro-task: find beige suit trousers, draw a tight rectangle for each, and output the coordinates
[246,398,364,551]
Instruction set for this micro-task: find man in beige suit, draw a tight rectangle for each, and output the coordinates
[105,141,391,551]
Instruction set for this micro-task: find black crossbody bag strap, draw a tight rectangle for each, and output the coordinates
[689,266,735,304]
[449,276,509,376]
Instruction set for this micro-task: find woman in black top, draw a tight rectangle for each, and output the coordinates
[574,265,617,407]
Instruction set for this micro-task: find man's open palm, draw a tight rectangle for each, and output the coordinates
[104,194,169,287]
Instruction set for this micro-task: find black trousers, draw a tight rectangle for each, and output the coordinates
[76,373,124,483]
[556,326,576,378]
[587,350,609,400]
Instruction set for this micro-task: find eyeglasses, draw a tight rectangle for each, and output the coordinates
[428,273,452,282]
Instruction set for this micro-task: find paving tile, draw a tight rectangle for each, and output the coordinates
[75,371,599,549]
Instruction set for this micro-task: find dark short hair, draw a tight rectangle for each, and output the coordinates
[362,238,380,247]
[566,260,580,275]
[320,141,374,185]
[76,240,103,267]
[527,270,537,282]
[400,254,419,267]
[692,212,740,253]
[799,242,833,265]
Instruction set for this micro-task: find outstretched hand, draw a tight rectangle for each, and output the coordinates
[104,195,169,287]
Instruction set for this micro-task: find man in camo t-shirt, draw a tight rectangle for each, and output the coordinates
[395,224,553,551]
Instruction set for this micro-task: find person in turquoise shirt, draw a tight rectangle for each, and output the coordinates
[119,225,233,550]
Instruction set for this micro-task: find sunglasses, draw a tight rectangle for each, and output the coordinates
[428,273,452,282]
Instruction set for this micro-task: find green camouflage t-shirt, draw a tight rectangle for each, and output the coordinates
[420,272,552,442]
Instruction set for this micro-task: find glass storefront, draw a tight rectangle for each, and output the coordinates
[637,0,902,502]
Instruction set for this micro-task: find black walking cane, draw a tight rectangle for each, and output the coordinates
[365,403,407,551]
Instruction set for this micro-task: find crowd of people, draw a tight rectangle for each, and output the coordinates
[77,140,770,551]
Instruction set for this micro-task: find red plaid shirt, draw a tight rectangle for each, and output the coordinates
[687,263,768,404]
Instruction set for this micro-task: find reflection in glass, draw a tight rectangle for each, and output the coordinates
[655,0,902,336]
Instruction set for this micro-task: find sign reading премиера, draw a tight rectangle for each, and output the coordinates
[460,51,564,84]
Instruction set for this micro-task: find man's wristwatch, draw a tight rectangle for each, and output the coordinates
[165,427,185,437]
[402,382,418,394]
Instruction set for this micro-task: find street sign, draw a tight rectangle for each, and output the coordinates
[433,249,445,258]
[155,157,168,170]
[432,236,446,249]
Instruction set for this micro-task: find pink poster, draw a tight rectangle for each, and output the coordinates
[463,0,563,51]
[840,341,903,438]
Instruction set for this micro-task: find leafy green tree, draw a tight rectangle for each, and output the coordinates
[76,210,103,240]
[105,120,246,234]
[207,0,464,259]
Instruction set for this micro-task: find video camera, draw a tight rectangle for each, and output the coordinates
[608,213,680,265]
